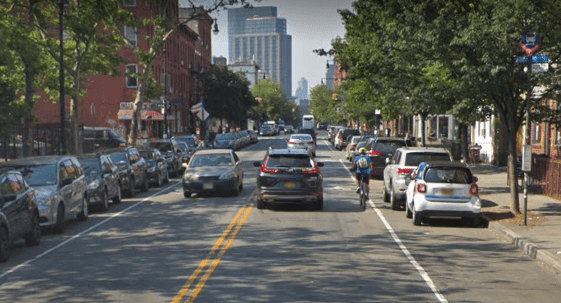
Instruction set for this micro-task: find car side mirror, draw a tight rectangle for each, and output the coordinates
[182,163,188,169]
[473,176,478,183]
[253,161,262,167]
[317,162,324,167]
[62,178,73,186]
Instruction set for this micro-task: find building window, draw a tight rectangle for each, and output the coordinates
[479,121,486,137]
[124,26,137,47]
[532,122,541,144]
[126,64,138,88]
[123,0,136,7]
[556,126,561,145]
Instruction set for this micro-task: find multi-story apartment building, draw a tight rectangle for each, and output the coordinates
[228,6,292,98]
[295,78,308,100]
[31,1,212,142]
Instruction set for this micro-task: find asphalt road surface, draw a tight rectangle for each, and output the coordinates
[1,130,561,303]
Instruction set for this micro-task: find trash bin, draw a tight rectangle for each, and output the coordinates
[470,145,481,163]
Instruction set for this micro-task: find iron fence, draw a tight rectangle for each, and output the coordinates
[0,124,64,160]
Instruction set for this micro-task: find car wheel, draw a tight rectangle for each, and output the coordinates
[314,196,324,211]
[141,174,149,192]
[99,189,109,212]
[231,183,240,196]
[405,202,413,219]
[256,199,266,209]
[412,207,422,226]
[390,185,400,210]
[78,196,89,222]
[127,177,135,197]
[24,213,41,246]
[53,203,65,234]
[164,169,170,184]
[0,227,9,262]
[155,172,162,188]
[113,184,122,204]
[382,184,390,202]
[471,216,482,227]
[184,191,191,198]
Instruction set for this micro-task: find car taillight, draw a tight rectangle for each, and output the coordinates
[470,183,478,195]
[288,140,295,144]
[308,141,315,145]
[398,168,413,174]
[261,164,280,174]
[350,144,357,150]
[417,183,426,193]
[302,166,319,174]
[369,150,381,157]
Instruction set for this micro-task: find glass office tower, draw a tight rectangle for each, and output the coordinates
[228,6,292,97]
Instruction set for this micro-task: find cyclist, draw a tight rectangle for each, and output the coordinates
[352,147,373,198]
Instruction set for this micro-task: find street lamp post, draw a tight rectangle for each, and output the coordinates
[58,0,68,155]
[163,47,168,138]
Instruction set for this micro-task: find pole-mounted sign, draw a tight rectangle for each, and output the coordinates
[519,32,540,56]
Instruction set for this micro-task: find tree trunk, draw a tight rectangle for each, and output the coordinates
[23,65,34,157]
[507,127,520,214]
[459,123,470,163]
[129,65,151,146]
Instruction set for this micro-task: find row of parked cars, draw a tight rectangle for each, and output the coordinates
[214,130,258,150]
[329,125,482,226]
[0,134,205,261]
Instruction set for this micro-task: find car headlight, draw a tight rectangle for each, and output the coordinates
[184,173,198,181]
[87,179,100,190]
[147,167,156,173]
[219,171,235,180]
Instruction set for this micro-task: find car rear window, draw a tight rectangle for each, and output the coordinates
[424,167,472,184]
[291,134,312,141]
[404,152,451,166]
[373,141,407,153]
[266,155,312,168]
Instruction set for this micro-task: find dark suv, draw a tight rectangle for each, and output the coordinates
[145,139,183,177]
[106,147,149,197]
[364,137,413,178]
[0,169,41,262]
[78,153,121,212]
[253,148,324,210]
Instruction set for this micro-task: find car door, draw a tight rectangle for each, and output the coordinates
[1,174,25,238]
[232,152,243,185]
[58,161,74,215]
[63,159,81,215]
[101,156,118,199]
[384,150,401,190]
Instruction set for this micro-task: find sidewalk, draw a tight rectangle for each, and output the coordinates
[471,164,561,276]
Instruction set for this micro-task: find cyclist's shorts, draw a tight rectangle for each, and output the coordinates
[355,173,370,184]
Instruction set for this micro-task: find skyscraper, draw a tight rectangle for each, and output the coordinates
[228,6,292,97]
[295,77,308,99]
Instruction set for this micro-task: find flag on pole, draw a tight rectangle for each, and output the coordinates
[190,101,203,114]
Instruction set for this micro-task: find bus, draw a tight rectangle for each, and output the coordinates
[302,115,315,129]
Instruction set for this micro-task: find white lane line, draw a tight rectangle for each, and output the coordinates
[0,183,181,280]
[339,159,448,303]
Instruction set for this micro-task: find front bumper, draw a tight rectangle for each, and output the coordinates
[38,203,56,227]
[182,178,236,194]
[87,187,105,205]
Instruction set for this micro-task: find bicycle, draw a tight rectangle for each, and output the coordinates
[358,173,368,210]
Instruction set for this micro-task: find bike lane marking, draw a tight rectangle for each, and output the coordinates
[340,159,449,303]
[171,190,256,303]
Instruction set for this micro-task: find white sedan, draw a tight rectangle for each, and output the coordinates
[405,161,481,226]
[287,134,316,157]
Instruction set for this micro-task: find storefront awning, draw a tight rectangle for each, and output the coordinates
[117,110,168,121]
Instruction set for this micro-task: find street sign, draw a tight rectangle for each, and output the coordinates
[519,32,540,56]
[515,54,549,64]
[531,63,549,73]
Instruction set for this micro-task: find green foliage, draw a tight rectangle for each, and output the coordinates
[251,79,290,122]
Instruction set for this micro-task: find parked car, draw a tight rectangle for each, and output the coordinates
[287,134,316,157]
[365,137,413,178]
[259,125,275,136]
[296,128,317,142]
[247,130,258,143]
[345,135,375,161]
[329,126,344,144]
[405,161,481,226]
[81,127,127,153]
[383,147,453,210]
[334,128,361,150]
[78,153,121,212]
[0,156,89,233]
[139,148,169,188]
[145,139,183,177]
[172,135,199,158]
[106,147,149,197]
[182,149,244,197]
[0,169,41,262]
[214,133,239,150]
[253,148,324,210]
[176,142,192,165]
[284,125,294,134]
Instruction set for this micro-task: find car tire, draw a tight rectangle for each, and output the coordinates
[78,196,89,222]
[412,207,422,226]
[53,203,65,234]
[256,199,266,209]
[314,197,324,211]
[24,213,41,246]
[184,191,192,198]
[405,202,413,219]
[390,185,400,210]
[99,189,109,212]
[113,184,122,204]
[141,174,149,192]
[231,183,240,196]
[0,227,9,262]
[155,172,162,188]
[127,177,135,197]
[164,169,170,184]
[382,184,390,202]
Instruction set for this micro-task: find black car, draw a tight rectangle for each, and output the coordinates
[172,135,199,158]
[0,169,41,262]
[106,147,149,197]
[139,148,169,187]
[253,148,324,210]
[145,139,183,177]
[78,153,121,212]
[297,128,317,142]
[364,137,413,178]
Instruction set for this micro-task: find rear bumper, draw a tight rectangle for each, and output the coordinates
[257,189,322,204]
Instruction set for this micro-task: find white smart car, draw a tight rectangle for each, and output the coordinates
[404,161,481,226]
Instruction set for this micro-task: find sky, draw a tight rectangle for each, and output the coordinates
[207,0,356,97]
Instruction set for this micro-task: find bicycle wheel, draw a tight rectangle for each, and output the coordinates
[360,182,367,210]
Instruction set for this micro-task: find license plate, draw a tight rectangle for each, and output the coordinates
[203,183,214,190]
[440,189,454,195]
[285,182,296,188]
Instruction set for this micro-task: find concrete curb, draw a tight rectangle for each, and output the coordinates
[484,217,561,275]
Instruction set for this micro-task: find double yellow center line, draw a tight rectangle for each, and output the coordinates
[171,191,256,303]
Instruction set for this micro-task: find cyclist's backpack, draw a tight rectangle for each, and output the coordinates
[357,157,369,169]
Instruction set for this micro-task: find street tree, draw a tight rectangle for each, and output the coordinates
[251,79,289,123]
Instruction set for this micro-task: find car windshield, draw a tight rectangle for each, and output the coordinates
[216,133,234,140]
[148,142,174,153]
[424,167,472,184]
[404,153,451,166]
[175,137,196,147]
[14,164,58,186]
[177,143,188,152]
[373,141,407,153]
[79,158,101,174]
[266,154,312,168]
[110,152,128,164]
[190,154,233,167]
[140,151,156,160]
